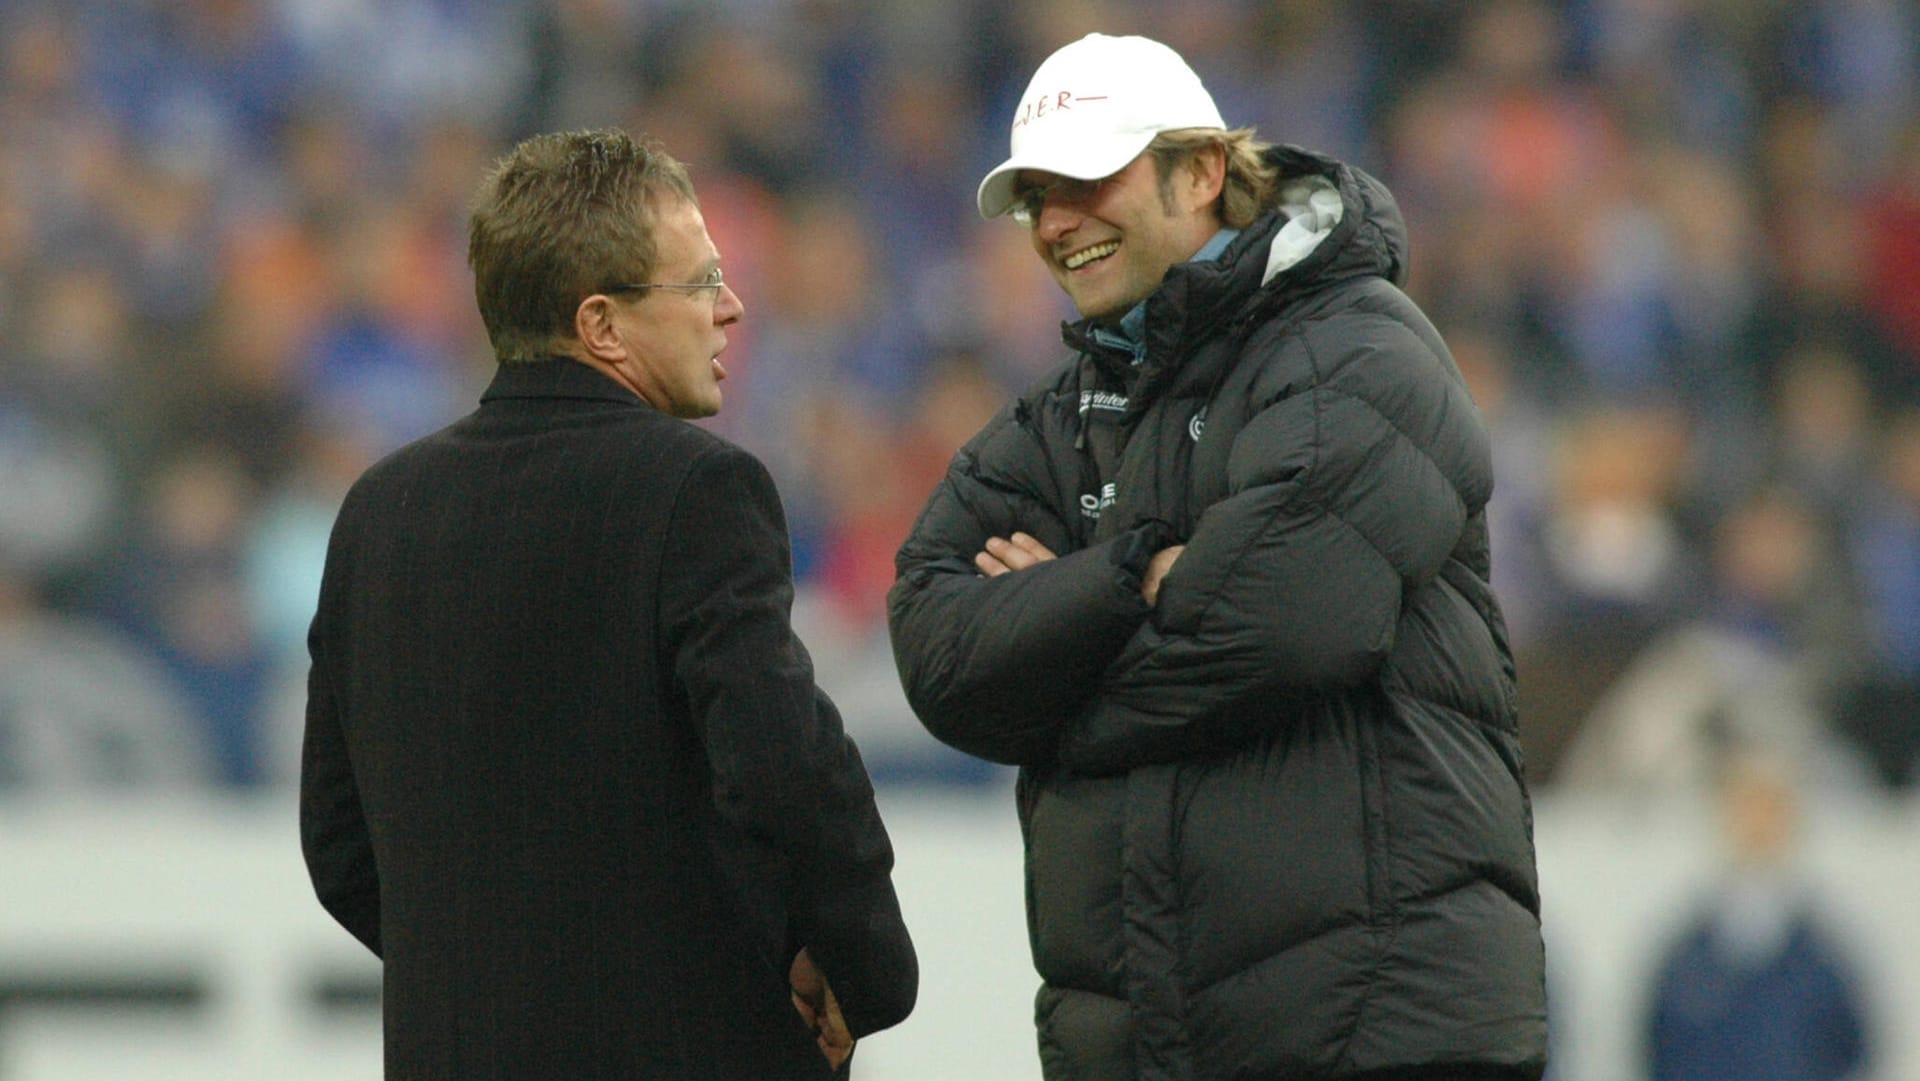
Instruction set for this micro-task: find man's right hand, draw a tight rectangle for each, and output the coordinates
[790,947,854,1070]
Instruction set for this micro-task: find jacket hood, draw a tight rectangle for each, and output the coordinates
[1260,143,1409,290]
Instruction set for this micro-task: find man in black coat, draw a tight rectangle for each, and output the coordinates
[301,128,916,1080]
[889,33,1547,1081]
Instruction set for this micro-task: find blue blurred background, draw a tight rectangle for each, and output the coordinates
[1,1,1916,1079]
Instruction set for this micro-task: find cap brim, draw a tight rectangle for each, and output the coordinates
[975,131,1158,219]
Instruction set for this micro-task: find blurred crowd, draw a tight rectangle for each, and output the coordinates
[0,0,1915,797]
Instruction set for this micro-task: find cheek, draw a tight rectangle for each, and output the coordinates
[676,312,704,346]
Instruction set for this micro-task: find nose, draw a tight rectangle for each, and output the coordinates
[1033,199,1081,245]
[714,283,744,325]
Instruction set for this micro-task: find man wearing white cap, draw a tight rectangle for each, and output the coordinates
[891,32,1549,1081]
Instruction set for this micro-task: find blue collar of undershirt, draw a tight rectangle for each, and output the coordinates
[1089,227,1240,365]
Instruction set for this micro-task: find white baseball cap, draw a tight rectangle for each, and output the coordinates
[976,33,1226,220]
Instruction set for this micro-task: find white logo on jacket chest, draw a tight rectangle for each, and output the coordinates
[1189,407,1208,442]
[1079,482,1117,519]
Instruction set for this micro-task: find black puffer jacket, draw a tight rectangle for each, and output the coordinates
[889,146,1547,1080]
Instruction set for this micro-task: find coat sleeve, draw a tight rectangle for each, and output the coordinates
[1063,320,1490,774]
[887,404,1159,767]
[300,537,383,958]
[659,442,916,1038]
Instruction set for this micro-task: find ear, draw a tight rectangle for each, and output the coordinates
[573,294,625,362]
[1183,143,1227,214]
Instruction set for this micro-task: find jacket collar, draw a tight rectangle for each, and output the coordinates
[1087,226,1242,367]
[479,357,645,406]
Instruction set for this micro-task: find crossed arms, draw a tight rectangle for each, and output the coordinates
[890,350,1482,774]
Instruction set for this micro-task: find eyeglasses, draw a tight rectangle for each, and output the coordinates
[1008,175,1111,227]
[603,265,726,298]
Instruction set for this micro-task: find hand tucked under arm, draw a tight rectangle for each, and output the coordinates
[1140,544,1184,606]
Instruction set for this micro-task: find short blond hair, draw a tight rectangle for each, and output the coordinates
[467,129,697,364]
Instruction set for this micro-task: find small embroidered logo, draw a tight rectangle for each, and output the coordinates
[1079,482,1117,519]
[1079,390,1129,415]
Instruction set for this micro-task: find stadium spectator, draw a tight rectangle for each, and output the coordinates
[1644,747,1874,1081]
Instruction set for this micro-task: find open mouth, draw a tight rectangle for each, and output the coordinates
[1061,240,1119,271]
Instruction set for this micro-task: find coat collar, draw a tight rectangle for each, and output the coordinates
[479,357,645,406]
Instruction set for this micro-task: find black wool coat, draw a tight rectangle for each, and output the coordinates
[303,358,916,1080]
[890,147,1547,1080]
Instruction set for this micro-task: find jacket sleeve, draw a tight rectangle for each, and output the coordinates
[659,442,916,1038]
[887,404,1158,767]
[1063,321,1490,774]
[300,548,383,958]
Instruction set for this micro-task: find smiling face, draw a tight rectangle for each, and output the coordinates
[1020,150,1225,323]
[604,196,743,418]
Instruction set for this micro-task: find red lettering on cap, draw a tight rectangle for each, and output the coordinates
[1013,91,1110,129]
